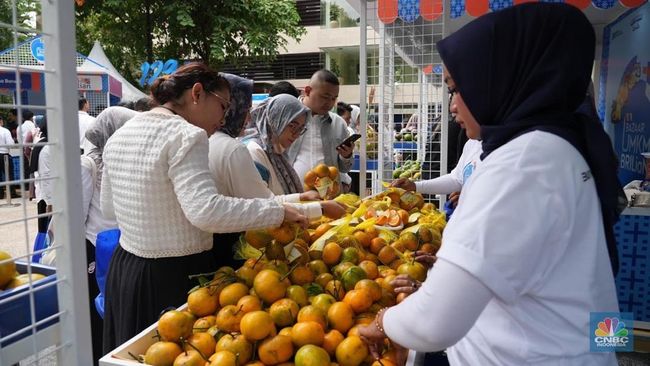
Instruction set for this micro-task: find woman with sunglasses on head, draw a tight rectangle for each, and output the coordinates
[358,4,622,365]
[100,63,308,352]
[208,76,345,268]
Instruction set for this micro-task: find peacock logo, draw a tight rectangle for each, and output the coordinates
[594,317,629,337]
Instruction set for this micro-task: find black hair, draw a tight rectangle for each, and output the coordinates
[79,97,88,110]
[312,69,340,86]
[336,101,352,116]
[150,62,230,105]
[134,97,155,111]
[269,81,300,98]
[22,110,34,120]
[117,100,135,110]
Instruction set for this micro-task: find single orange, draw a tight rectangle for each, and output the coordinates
[327,301,354,334]
[297,305,327,330]
[258,335,294,365]
[343,289,373,314]
[322,329,345,356]
[354,279,381,302]
[219,282,249,307]
[240,310,275,341]
[322,242,342,266]
[237,294,262,314]
[313,164,330,178]
[352,231,372,248]
[369,238,386,255]
[216,334,253,365]
[187,287,219,317]
[290,266,315,286]
[357,261,379,280]
[304,170,318,187]
[184,332,217,358]
[328,166,339,180]
[291,321,325,346]
[335,336,368,366]
[377,246,398,265]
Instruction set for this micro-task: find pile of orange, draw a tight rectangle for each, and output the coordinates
[141,188,445,366]
[304,163,340,200]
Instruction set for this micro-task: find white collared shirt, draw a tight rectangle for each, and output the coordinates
[0,126,14,154]
[78,111,96,151]
[293,113,325,184]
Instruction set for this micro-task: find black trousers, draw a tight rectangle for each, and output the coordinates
[0,153,19,196]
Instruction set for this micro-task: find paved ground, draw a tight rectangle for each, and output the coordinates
[0,190,38,262]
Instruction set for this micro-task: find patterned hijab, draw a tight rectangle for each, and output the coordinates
[85,106,139,185]
[220,73,254,138]
[248,94,310,194]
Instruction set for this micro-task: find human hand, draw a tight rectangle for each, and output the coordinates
[390,274,421,296]
[449,191,460,208]
[336,143,354,158]
[299,190,321,202]
[320,201,346,219]
[282,204,309,229]
[33,128,43,143]
[414,250,436,269]
[358,322,386,361]
[390,178,416,192]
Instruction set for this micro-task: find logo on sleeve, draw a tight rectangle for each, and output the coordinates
[581,170,592,182]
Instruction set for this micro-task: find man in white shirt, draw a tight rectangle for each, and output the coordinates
[0,117,20,199]
[286,70,354,184]
[78,97,96,154]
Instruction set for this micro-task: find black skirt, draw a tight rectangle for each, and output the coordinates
[212,232,246,269]
[102,245,217,354]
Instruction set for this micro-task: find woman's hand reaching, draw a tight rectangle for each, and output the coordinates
[281,203,309,229]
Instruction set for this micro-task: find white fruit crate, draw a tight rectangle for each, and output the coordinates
[98,304,187,366]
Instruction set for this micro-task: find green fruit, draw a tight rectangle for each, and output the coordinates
[341,247,360,265]
[399,172,411,179]
[403,133,413,141]
[341,266,367,291]
[310,293,336,315]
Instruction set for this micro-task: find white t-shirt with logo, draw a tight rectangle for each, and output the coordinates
[438,131,619,365]
[415,139,482,195]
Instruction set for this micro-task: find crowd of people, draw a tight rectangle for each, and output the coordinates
[1,3,626,365]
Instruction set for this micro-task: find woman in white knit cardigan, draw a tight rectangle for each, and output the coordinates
[100,62,307,353]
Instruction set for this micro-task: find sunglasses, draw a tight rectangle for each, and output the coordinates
[209,91,231,115]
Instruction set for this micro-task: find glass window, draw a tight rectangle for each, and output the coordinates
[321,0,359,28]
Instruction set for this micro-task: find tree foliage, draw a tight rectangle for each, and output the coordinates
[75,0,306,87]
[0,0,39,51]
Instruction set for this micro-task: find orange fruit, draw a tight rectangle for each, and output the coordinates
[357,261,378,280]
[243,258,265,272]
[270,224,296,245]
[377,246,398,265]
[354,312,375,326]
[311,293,337,315]
[325,279,346,301]
[372,359,397,366]
[397,261,427,282]
[400,232,419,251]
[389,259,405,271]
[347,325,361,337]
[158,310,193,343]
[258,335,293,365]
[219,282,249,306]
[387,210,401,227]
[193,315,216,333]
[322,242,342,266]
[314,164,330,178]
[254,269,289,304]
[269,298,300,327]
[327,301,354,334]
[187,287,219,317]
[328,166,339,180]
[290,266,315,286]
[375,215,389,226]
[291,321,325,346]
[354,279,382,302]
[209,350,237,366]
[143,341,183,366]
[216,334,253,365]
[237,294,263,314]
[397,209,410,225]
[244,229,273,249]
[352,231,372,248]
[335,336,368,366]
[364,253,379,264]
[390,240,407,253]
[241,311,275,341]
[184,332,217,358]
[173,350,205,366]
[279,326,293,337]
[322,329,345,356]
[295,344,331,366]
[315,272,334,288]
[343,289,373,314]
[304,170,318,187]
[369,238,386,255]
[419,243,437,254]
[216,304,245,333]
[312,224,333,241]
[286,285,309,307]
[396,292,408,303]
[297,305,327,330]
[364,226,379,239]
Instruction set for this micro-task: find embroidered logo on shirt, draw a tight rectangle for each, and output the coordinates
[581,170,592,182]
[462,162,476,185]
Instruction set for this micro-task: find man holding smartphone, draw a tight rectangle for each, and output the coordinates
[287,69,354,185]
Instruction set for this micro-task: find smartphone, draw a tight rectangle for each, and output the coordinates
[337,134,362,149]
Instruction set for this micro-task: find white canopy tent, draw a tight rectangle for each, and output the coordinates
[80,41,147,102]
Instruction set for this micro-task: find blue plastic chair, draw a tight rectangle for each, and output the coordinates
[94,228,120,318]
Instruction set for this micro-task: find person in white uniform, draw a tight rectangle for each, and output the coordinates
[358,4,622,365]
[78,96,96,153]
